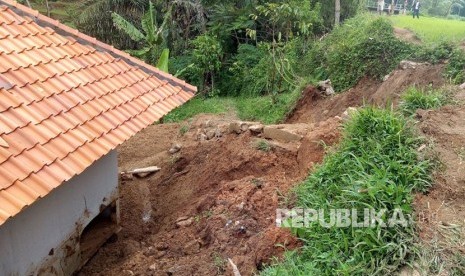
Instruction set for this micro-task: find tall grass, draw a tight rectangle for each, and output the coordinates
[262,107,431,275]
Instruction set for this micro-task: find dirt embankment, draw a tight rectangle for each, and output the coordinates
[287,64,445,124]
[414,93,465,266]
[80,63,461,275]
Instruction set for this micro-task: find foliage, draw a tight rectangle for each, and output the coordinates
[400,86,447,116]
[112,1,171,67]
[190,34,223,94]
[299,14,413,92]
[248,1,323,42]
[74,0,146,49]
[262,107,431,275]
[311,0,363,29]
[445,49,465,84]
[410,41,455,64]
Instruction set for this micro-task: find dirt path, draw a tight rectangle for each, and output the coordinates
[394,27,422,45]
[80,64,463,275]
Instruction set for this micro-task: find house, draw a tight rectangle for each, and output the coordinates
[0,1,195,275]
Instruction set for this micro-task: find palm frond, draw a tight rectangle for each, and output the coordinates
[112,12,145,42]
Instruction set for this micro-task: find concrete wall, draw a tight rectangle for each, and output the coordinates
[0,150,118,276]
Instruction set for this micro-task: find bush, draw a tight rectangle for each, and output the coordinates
[298,14,413,92]
[445,49,465,84]
[411,41,455,64]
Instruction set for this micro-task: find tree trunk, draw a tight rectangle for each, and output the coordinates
[45,0,50,17]
[335,0,341,25]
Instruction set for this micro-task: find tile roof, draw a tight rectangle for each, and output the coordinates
[0,0,196,225]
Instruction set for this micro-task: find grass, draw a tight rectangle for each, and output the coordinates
[400,86,448,116]
[163,90,301,124]
[255,139,272,152]
[261,107,432,275]
[162,97,234,123]
[390,15,465,44]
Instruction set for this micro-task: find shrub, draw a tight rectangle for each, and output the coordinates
[445,49,465,84]
[411,41,455,64]
[297,14,413,92]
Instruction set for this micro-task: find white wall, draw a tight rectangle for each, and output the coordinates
[0,150,118,276]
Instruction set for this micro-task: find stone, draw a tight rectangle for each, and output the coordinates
[263,126,302,142]
[229,121,243,134]
[206,129,216,140]
[317,79,335,96]
[199,133,208,142]
[183,240,200,255]
[169,144,182,154]
[341,107,358,121]
[176,217,193,227]
[399,60,429,70]
[460,82,465,90]
[149,264,157,271]
[249,124,264,134]
[229,121,250,134]
[215,128,223,138]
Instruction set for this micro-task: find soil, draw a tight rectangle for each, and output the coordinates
[79,114,342,276]
[414,91,465,260]
[80,63,464,275]
[287,64,445,124]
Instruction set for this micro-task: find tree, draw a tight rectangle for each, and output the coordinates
[112,1,171,71]
[190,34,223,94]
[335,0,341,25]
[75,0,146,49]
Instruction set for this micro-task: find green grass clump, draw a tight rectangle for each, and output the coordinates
[262,107,431,275]
[162,97,233,123]
[255,139,272,152]
[390,16,465,44]
[400,87,447,116]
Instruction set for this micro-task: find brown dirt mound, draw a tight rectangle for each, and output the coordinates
[287,64,445,124]
[79,115,342,275]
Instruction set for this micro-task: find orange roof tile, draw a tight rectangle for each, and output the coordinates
[0,0,196,225]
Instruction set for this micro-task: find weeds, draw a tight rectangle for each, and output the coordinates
[400,86,448,116]
[255,139,272,152]
[262,107,432,275]
[212,252,226,275]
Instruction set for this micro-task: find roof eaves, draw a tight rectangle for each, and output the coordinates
[0,0,197,94]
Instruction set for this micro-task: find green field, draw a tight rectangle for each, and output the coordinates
[391,15,465,43]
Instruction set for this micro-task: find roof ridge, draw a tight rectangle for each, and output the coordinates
[0,0,197,93]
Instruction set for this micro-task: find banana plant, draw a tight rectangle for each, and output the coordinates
[112,1,171,72]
